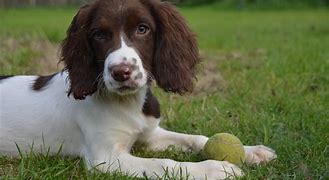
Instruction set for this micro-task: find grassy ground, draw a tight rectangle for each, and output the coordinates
[1,6,329,179]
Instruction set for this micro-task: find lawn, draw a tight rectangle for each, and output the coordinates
[0,5,329,179]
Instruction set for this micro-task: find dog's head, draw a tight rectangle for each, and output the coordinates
[61,0,199,100]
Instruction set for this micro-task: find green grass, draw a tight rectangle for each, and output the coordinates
[0,8,74,42]
[1,6,329,179]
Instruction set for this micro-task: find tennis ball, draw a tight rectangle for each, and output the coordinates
[203,133,245,166]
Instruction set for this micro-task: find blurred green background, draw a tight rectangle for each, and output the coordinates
[2,0,329,8]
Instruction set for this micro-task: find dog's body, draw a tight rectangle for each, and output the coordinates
[0,0,276,179]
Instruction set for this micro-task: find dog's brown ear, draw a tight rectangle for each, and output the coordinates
[60,4,99,100]
[148,1,200,94]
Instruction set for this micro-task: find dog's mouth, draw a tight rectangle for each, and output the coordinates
[114,84,139,95]
[117,85,136,91]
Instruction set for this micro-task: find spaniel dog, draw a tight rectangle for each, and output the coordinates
[0,0,276,179]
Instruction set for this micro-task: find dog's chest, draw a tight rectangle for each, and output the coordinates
[76,95,149,136]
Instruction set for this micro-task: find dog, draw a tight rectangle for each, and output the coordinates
[0,0,277,179]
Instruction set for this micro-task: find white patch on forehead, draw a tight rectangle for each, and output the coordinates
[120,36,129,49]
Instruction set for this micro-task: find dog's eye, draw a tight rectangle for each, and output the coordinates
[136,24,150,35]
[92,30,105,41]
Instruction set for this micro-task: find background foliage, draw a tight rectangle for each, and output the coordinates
[1,0,329,8]
[175,0,329,7]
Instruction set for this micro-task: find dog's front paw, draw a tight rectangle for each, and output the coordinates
[244,145,277,165]
[184,160,244,180]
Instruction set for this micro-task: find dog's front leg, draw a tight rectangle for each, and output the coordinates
[141,126,208,152]
[105,153,243,179]
[244,145,277,165]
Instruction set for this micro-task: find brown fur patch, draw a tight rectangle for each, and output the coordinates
[32,73,57,91]
[144,0,200,95]
[0,75,14,81]
[142,89,160,118]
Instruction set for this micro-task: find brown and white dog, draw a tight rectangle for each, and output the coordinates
[0,0,276,179]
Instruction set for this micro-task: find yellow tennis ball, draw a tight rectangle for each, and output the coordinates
[203,133,245,166]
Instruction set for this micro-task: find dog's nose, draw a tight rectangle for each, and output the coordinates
[109,64,132,82]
